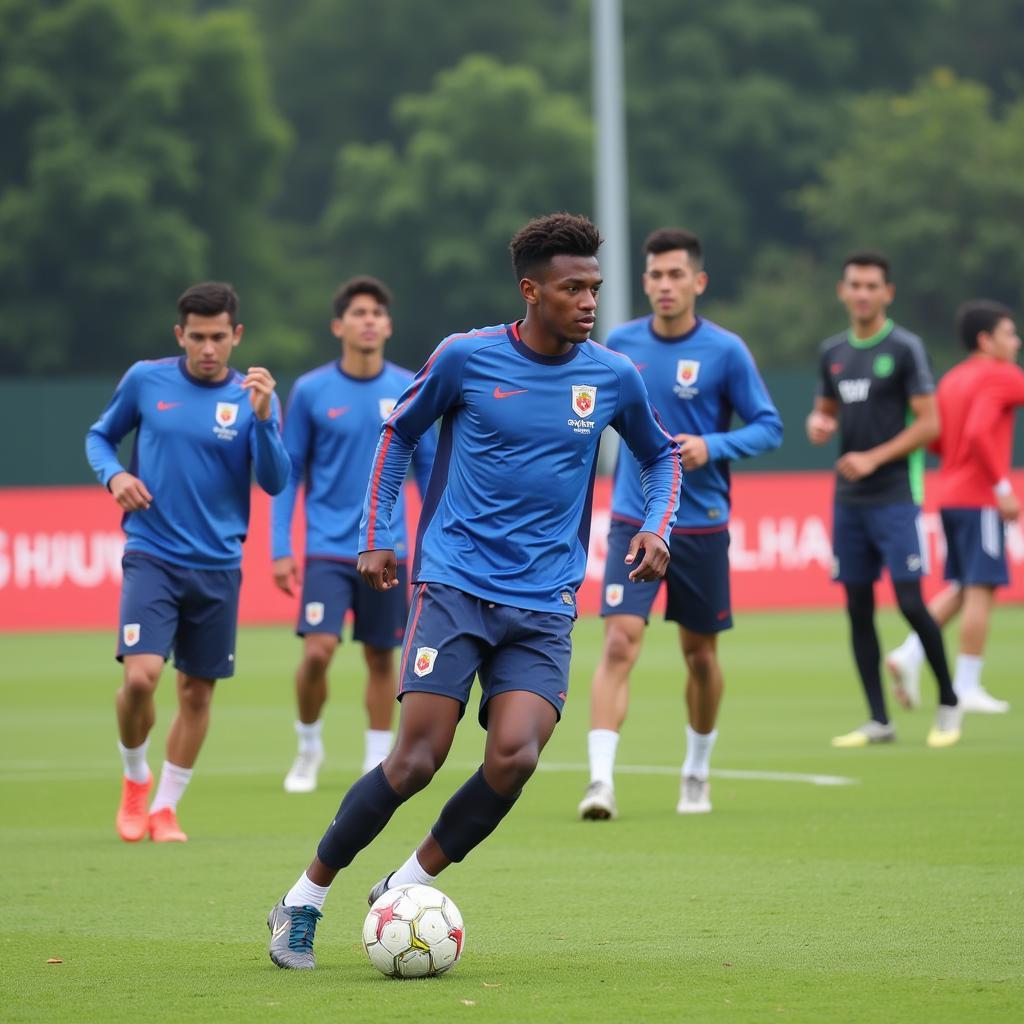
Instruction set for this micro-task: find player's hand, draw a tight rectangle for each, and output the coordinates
[674,433,709,470]
[272,555,301,596]
[806,410,837,445]
[625,530,670,583]
[996,490,1020,522]
[358,549,399,591]
[836,450,879,481]
[108,471,153,511]
[242,366,276,421]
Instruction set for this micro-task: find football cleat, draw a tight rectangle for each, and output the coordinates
[676,775,712,814]
[268,899,322,970]
[955,687,1010,714]
[577,780,617,821]
[367,872,395,907]
[885,647,922,709]
[830,721,896,748]
[149,807,188,843]
[927,704,964,748]
[116,774,152,842]
[284,751,324,794]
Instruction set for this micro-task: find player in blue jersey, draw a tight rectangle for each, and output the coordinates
[271,277,436,792]
[267,213,683,969]
[86,282,290,844]
[577,228,782,821]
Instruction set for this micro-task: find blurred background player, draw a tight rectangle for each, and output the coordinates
[887,300,1023,714]
[86,282,290,843]
[578,228,782,820]
[806,252,961,748]
[266,213,682,969]
[271,277,436,792]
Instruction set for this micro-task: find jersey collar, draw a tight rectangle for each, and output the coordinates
[177,356,236,389]
[846,318,894,349]
[648,315,703,343]
[508,320,581,365]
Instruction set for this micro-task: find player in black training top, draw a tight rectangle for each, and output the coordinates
[806,251,962,749]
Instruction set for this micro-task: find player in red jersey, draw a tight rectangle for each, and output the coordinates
[887,301,1023,713]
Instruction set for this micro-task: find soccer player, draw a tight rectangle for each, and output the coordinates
[271,277,436,792]
[577,228,782,821]
[267,213,682,969]
[86,282,290,843]
[886,300,1023,714]
[806,252,961,748]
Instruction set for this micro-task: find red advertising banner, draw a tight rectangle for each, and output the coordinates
[2,472,1023,632]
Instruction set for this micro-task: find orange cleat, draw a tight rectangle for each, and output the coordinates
[116,775,152,842]
[149,807,188,843]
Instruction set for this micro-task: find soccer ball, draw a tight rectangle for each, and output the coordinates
[362,884,465,978]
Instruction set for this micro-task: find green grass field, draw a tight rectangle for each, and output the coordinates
[2,609,1021,1023]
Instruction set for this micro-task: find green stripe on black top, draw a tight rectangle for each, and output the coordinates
[847,318,894,350]
[906,407,925,505]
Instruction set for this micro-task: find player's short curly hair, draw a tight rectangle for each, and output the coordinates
[333,275,393,318]
[957,299,1014,351]
[177,281,239,325]
[509,213,602,280]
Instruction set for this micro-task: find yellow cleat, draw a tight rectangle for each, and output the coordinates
[926,704,963,748]
[831,721,895,747]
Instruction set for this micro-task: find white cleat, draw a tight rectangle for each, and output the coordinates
[284,751,324,793]
[885,647,922,709]
[955,687,1010,714]
[676,775,711,814]
[578,781,617,820]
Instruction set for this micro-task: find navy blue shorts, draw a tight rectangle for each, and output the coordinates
[600,519,732,634]
[397,582,573,727]
[116,553,241,679]
[298,558,408,649]
[941,507,1009,587]
[832,502,927,584]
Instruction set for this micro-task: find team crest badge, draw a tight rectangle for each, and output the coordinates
[414,646,438,677]
[676,360,700,387]
[605,584,624,608]
[379,397,396,420]
[571,385,597,418]
[122,623,141,647]
[215,402,239,426]
[305,602,325,627]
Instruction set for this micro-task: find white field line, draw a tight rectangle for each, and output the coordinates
[537,762,858,787]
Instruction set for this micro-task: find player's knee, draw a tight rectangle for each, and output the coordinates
[363,646,394,677]
[486,739,540,793]
[122,663,160,699]
[603,623,641,669]
[383,744,440,797]
[894,581,927,621]
[684,645,717,684]
[303,635,336,673]
[179,677,214,715]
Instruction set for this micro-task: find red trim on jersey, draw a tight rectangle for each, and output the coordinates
[366,426,393,551]
[656,453,682,538]
[397,583,427,692]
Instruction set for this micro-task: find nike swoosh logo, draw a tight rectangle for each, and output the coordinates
[156,401,182,411]
[493,386,528,399]
[327,406,349,419]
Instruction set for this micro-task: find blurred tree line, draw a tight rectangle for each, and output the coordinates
[2,0,1023,376]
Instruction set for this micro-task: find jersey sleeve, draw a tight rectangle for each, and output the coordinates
[360,336,467,552]
[85,363,143,487]
[610,363,682,542]
[270,382,312,559]
[411,419,438,497]
[901,334,935,396]
[961,365,1024,485]
[251,392,290,497]
[703,343,784,462]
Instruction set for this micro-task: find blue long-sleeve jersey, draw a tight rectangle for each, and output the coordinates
[271,360,436,562]
[86,356,291,569]
[359,322,682,616]
[608,317,782,531]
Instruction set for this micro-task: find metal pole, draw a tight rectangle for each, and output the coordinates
[592,0,631,341]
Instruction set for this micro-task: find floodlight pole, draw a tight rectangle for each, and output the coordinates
[592,0,631,341]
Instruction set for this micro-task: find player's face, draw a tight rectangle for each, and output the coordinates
[529,254,602,344]
[642,250,707,321]
[981,317,1021,362]
[837,265,894,324]
[174,312,242,381]
[332,294,392,355]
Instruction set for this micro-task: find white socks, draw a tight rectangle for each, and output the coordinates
[362,729,392,774]
[682,725,718,780]
[387,851,437,890]
[149,760,193,813]
[587,729,620,788]
[295,719,324,757]
[119,739,150,784]
[285,872,331,911]
[953,654,983,697]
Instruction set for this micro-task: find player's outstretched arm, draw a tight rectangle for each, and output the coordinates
[357,549,399,592]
